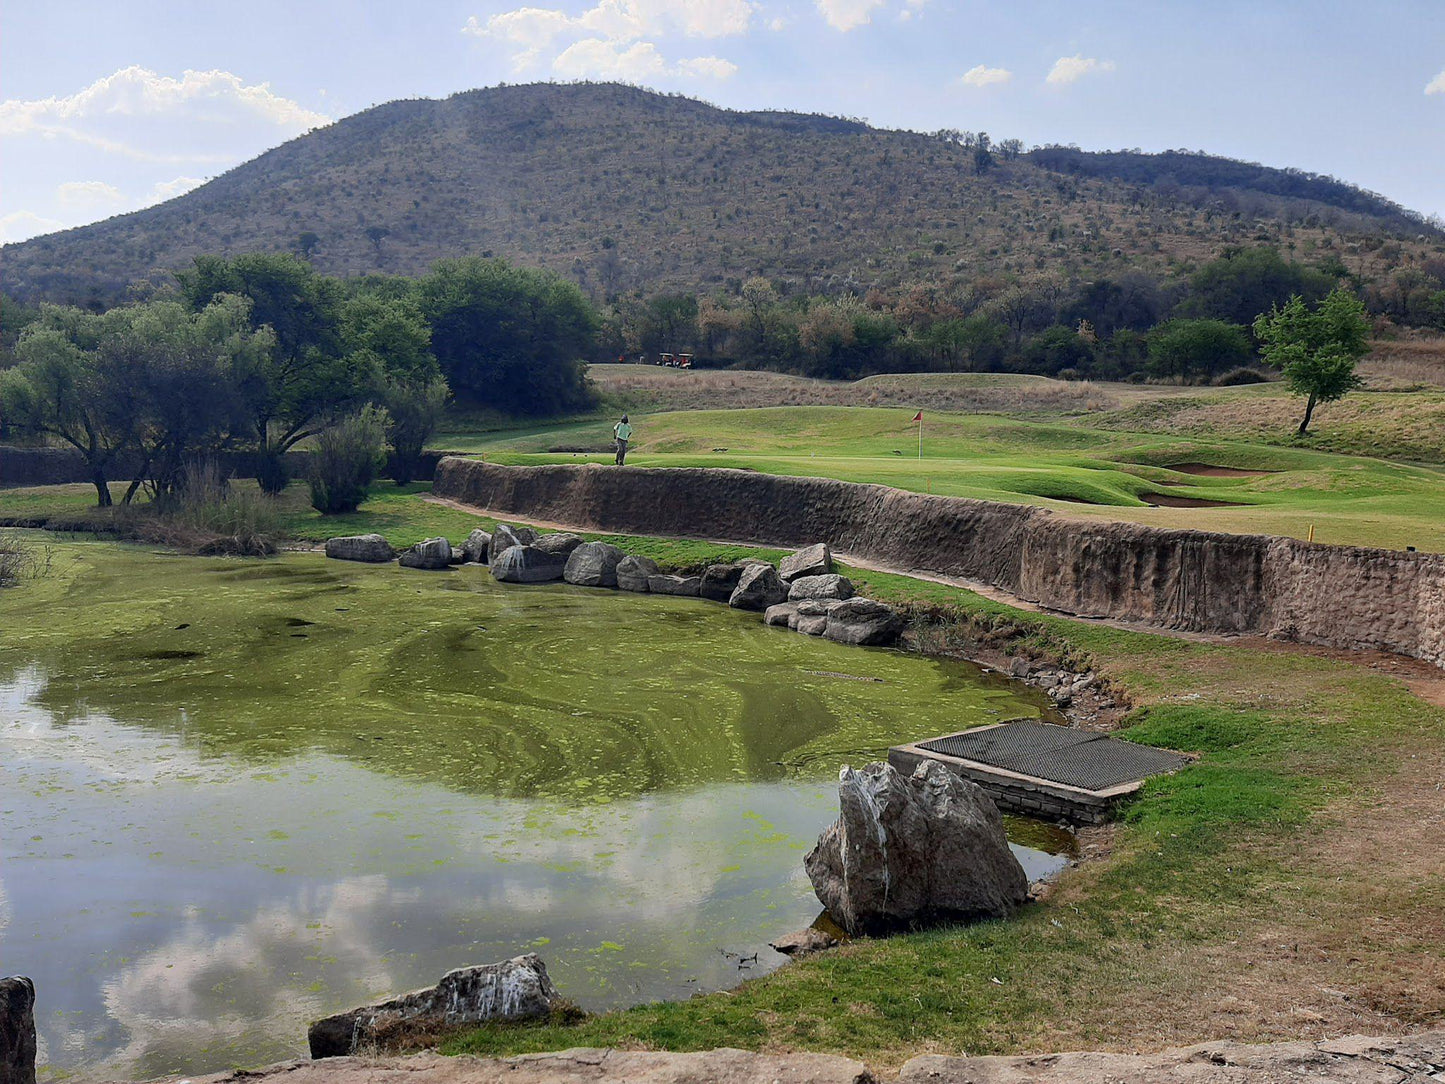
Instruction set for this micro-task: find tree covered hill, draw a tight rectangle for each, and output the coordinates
[3,82,1439,307]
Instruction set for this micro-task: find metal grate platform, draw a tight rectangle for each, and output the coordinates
[917,721,1190,792]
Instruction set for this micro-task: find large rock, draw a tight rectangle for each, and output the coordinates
[492,545,567,583]
[805,760,1028,936]
[779,543,833,582]
[308,955,560,1059]
[534,533,584,558]
[460,528,492,564]
[564,542,625,587]
[398,537,453,570]
[648,573,701,596]
[616,555,659,592]
[698,561,755,602]
[764,602,800,627]
[795,598,847,634]
[488,524,537,564]
[1,976,36,1084]
[789,574,855,601]
[823,597,903,646]
[729,563,788,611]
[324,534,394,563]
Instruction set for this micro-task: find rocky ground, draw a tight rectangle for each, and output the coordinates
[110,1032,1445,1084]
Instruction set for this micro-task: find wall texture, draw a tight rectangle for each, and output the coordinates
[434,459,1445,668]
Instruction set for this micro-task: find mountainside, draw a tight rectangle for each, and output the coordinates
[3,82,1438,307]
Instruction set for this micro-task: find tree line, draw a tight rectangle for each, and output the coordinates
[1,254,598,508]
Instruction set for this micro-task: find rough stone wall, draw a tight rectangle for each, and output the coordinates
[433,460,1445,668]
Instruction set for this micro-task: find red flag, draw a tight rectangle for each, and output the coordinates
[912,411,922,422]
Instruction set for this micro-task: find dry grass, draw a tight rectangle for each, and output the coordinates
[1359,333,1445,389]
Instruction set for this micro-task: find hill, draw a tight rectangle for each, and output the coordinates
[2,82,1440,307]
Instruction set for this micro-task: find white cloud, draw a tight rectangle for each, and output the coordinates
[1045,54,1115,86]
[553,38,669,79]
[960,64,1012,88]
[676,55,740,78]
[0,66,329,160]
[815,0,885,31]
[0,211,66,244]
[55,180,127,211]
[1427,68,1445,95]
[146,175,205,204]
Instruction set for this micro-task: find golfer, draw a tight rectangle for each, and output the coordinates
[613,414,633,465]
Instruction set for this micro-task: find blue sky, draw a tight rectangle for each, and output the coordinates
[3,0,1443,244]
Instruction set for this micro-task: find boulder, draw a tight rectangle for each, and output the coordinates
[1,977,36,1084]
[564,542,625,587]
[399,537,453,570]
[789,574,855,602]
[488,524,537,564]
[779,543,833,582]
[616,555,660,592]
[769,927,840,958]
[804,760,1028,936]
[648,573,701,597]
[699,561,755,602]
[324,534,393,563]
[729,563,788,611]
[534,532,584,558]
[460,528,492,564]
[308,955,560,1059]
[796,615,829,636]
[823,597,904,646]
[491,545,567,583]
[764,602,800,627]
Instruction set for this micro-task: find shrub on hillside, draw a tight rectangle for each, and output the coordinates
[308,406,388,515]
[1215,367,1275,386]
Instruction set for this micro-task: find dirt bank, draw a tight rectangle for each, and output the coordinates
[433,461,1445,669]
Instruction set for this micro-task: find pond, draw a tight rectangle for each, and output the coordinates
[0,542,1070,1081]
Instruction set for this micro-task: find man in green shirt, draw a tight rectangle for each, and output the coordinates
[613,415,633,465]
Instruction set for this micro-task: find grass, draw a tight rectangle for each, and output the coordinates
[440,404,1445,553]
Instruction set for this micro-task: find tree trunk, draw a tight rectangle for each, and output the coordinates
[1297,392,1318,436]
[92,468,113,507]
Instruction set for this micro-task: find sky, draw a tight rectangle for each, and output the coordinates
[2,0,1443,245]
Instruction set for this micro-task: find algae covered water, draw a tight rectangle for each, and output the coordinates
[0,542,1066,1081]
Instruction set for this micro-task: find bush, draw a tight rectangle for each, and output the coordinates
[308,406,388,515]
[0,529,53,586]
[1215,367,1275,386]
[145,460,282,556]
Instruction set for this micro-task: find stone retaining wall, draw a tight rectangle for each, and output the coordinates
[433,459,1445,669]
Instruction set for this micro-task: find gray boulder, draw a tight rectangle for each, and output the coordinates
[699,561,756,602]
[616,555,660,592]
[648,573,701,597]
[488,524,537,564]
[534,532,584,558]
[460,528,492,564]
[764,602,800,627]
[308,954,560,1059]
[824,597,904,646]
[793,598,846,635]
[324,534,393,563]
[804,760,1028,936]
[789,573,855,601]
[492,545,567,583]
[1,977,36,1084]
[780,543,833,582]
[796,615,829,636]
[729,563,788,611]
[564,542,625,587]
[399,537,453,570]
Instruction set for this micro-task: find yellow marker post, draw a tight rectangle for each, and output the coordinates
[1308,524,1315,543]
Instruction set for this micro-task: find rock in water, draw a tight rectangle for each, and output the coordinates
[804,760,1028,936]
[648,573,701,596]
[780,543,834,582]
[764,602,800,627]
[308,955,560,1059]
[398,537,453,570]
[564,542,625,587]
[324,534,394,563]
[488,524,537,564]
[699,561,757,602]
[616,555,659,591]
[823,597,903,646]
[460,528,492,564]
[729,563,788,610]
[534,532,584,558]
[1,976,37,1084]
[789,573,855,601]
[491,545,567,583]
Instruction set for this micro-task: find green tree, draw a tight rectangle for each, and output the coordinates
[418,257,597,415]
[297,232,320,260]
[308,405,388,514]
[177,253,377,491]
[1253,289,1370,435]
[1146,319,1254,383]
[1180,246,1335,327]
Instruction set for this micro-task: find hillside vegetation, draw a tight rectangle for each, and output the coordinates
[3,83,1441,308]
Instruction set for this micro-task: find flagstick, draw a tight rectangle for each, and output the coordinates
[918,415,923,460]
